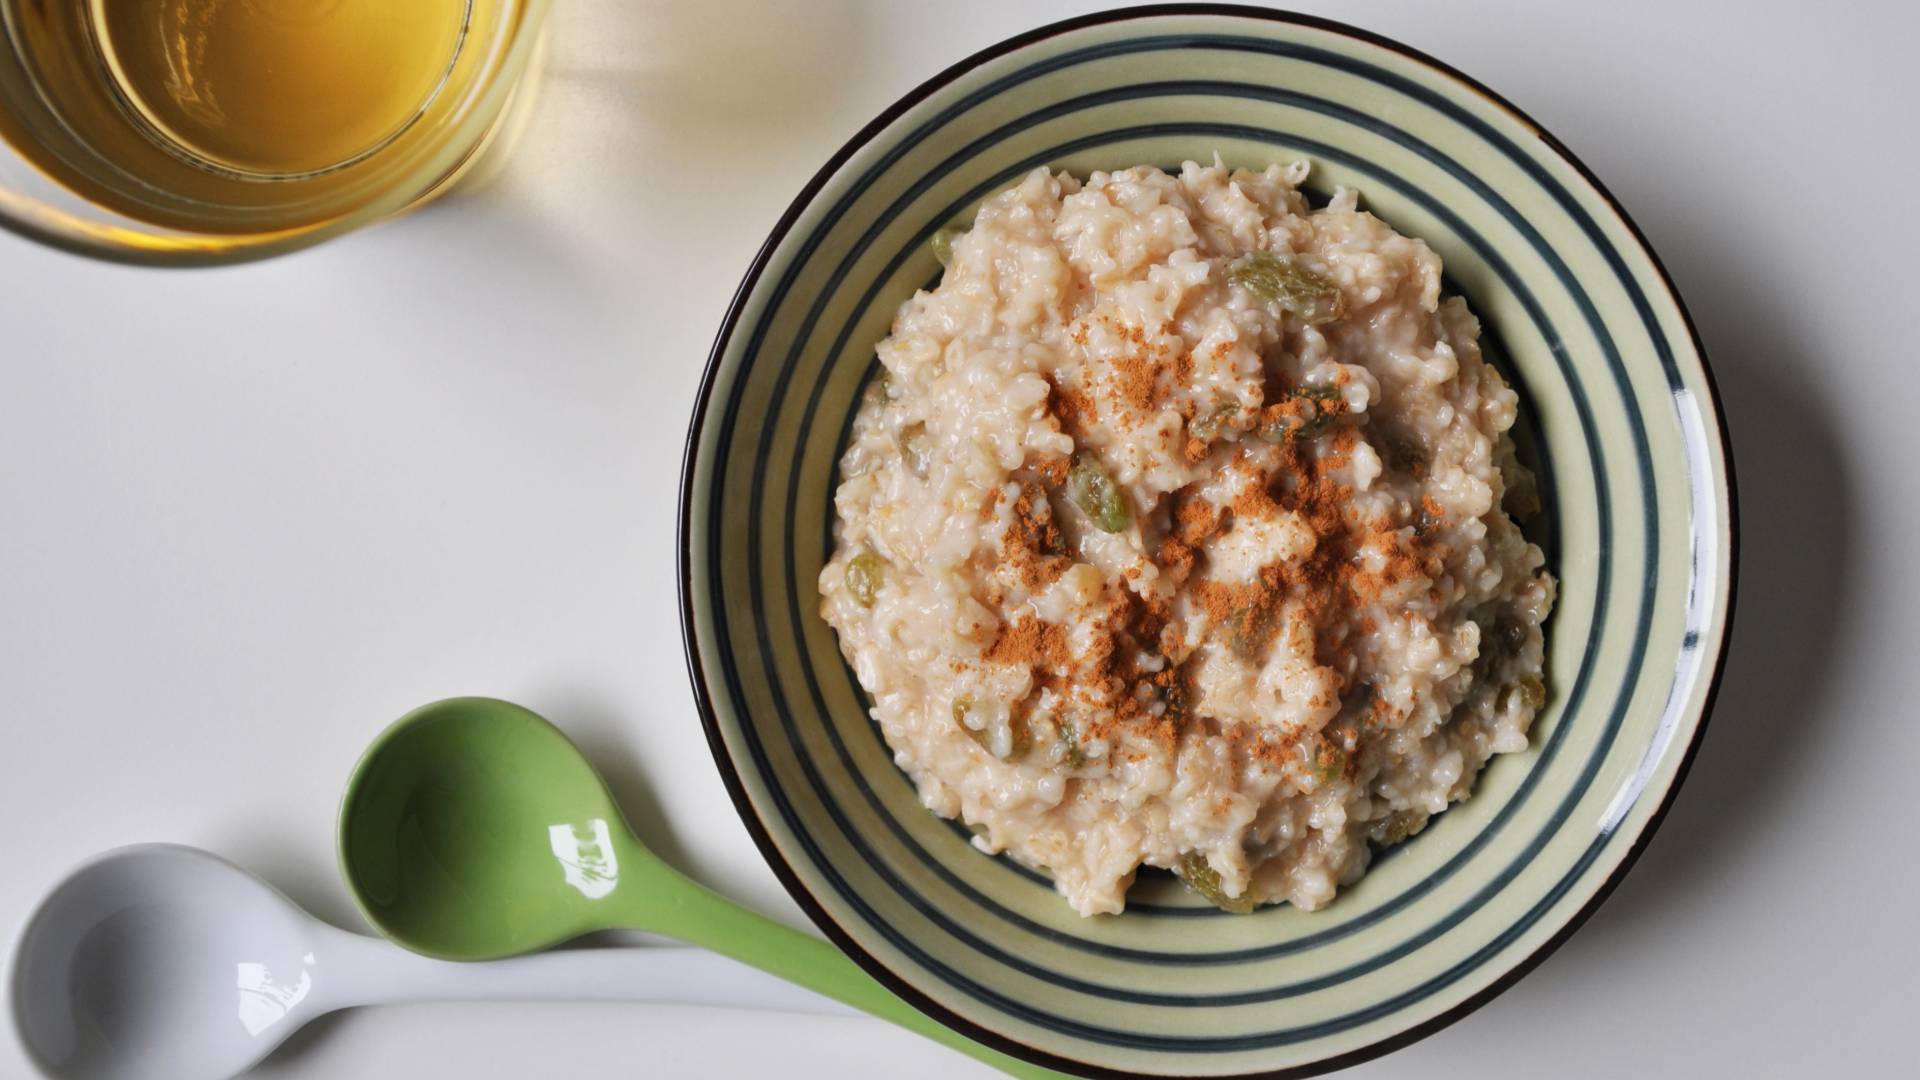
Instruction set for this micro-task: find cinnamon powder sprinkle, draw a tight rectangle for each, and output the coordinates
[985,613,1071,671]
[1192,431,1439,690]
[1001,481,1070,591]
[982,407,1447,759]
[1174,494,1222,544]
[1046,376,1095,436]
[1112,349,1159,414]
[1073,315,1195,419]
[970,329,1442,769]
[982,579,1193,761]
[1157,535,1197,581]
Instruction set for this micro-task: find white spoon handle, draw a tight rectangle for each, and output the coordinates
[313,928,855,1017]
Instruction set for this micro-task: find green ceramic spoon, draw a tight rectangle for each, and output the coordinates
[337,697,1065,1079]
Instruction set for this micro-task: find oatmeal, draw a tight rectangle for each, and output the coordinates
[818,161,1554,916]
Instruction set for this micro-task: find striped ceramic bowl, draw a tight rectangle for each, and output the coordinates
[678,6,1736,1076]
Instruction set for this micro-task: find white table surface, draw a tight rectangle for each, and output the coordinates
[4,1,1915,1076]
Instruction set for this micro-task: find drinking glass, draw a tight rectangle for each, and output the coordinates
[0,0,549,265]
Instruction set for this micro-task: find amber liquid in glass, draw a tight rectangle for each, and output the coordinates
[0,0,528,240]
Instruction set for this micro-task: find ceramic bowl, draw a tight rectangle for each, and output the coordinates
[678,6,1736,1076]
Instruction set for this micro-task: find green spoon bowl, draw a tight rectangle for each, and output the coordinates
[339,698,622,960]
[337,697,1063,1078]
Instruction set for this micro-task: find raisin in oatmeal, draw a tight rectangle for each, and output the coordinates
[819,161,1554,916]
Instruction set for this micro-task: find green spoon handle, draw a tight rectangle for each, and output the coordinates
[626,857,1067,1079]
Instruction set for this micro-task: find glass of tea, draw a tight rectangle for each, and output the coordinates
[0,0,548,264]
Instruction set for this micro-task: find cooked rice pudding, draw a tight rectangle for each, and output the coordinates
[818,161,1555,916]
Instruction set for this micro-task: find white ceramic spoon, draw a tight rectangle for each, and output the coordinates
[6,844,849,1080]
